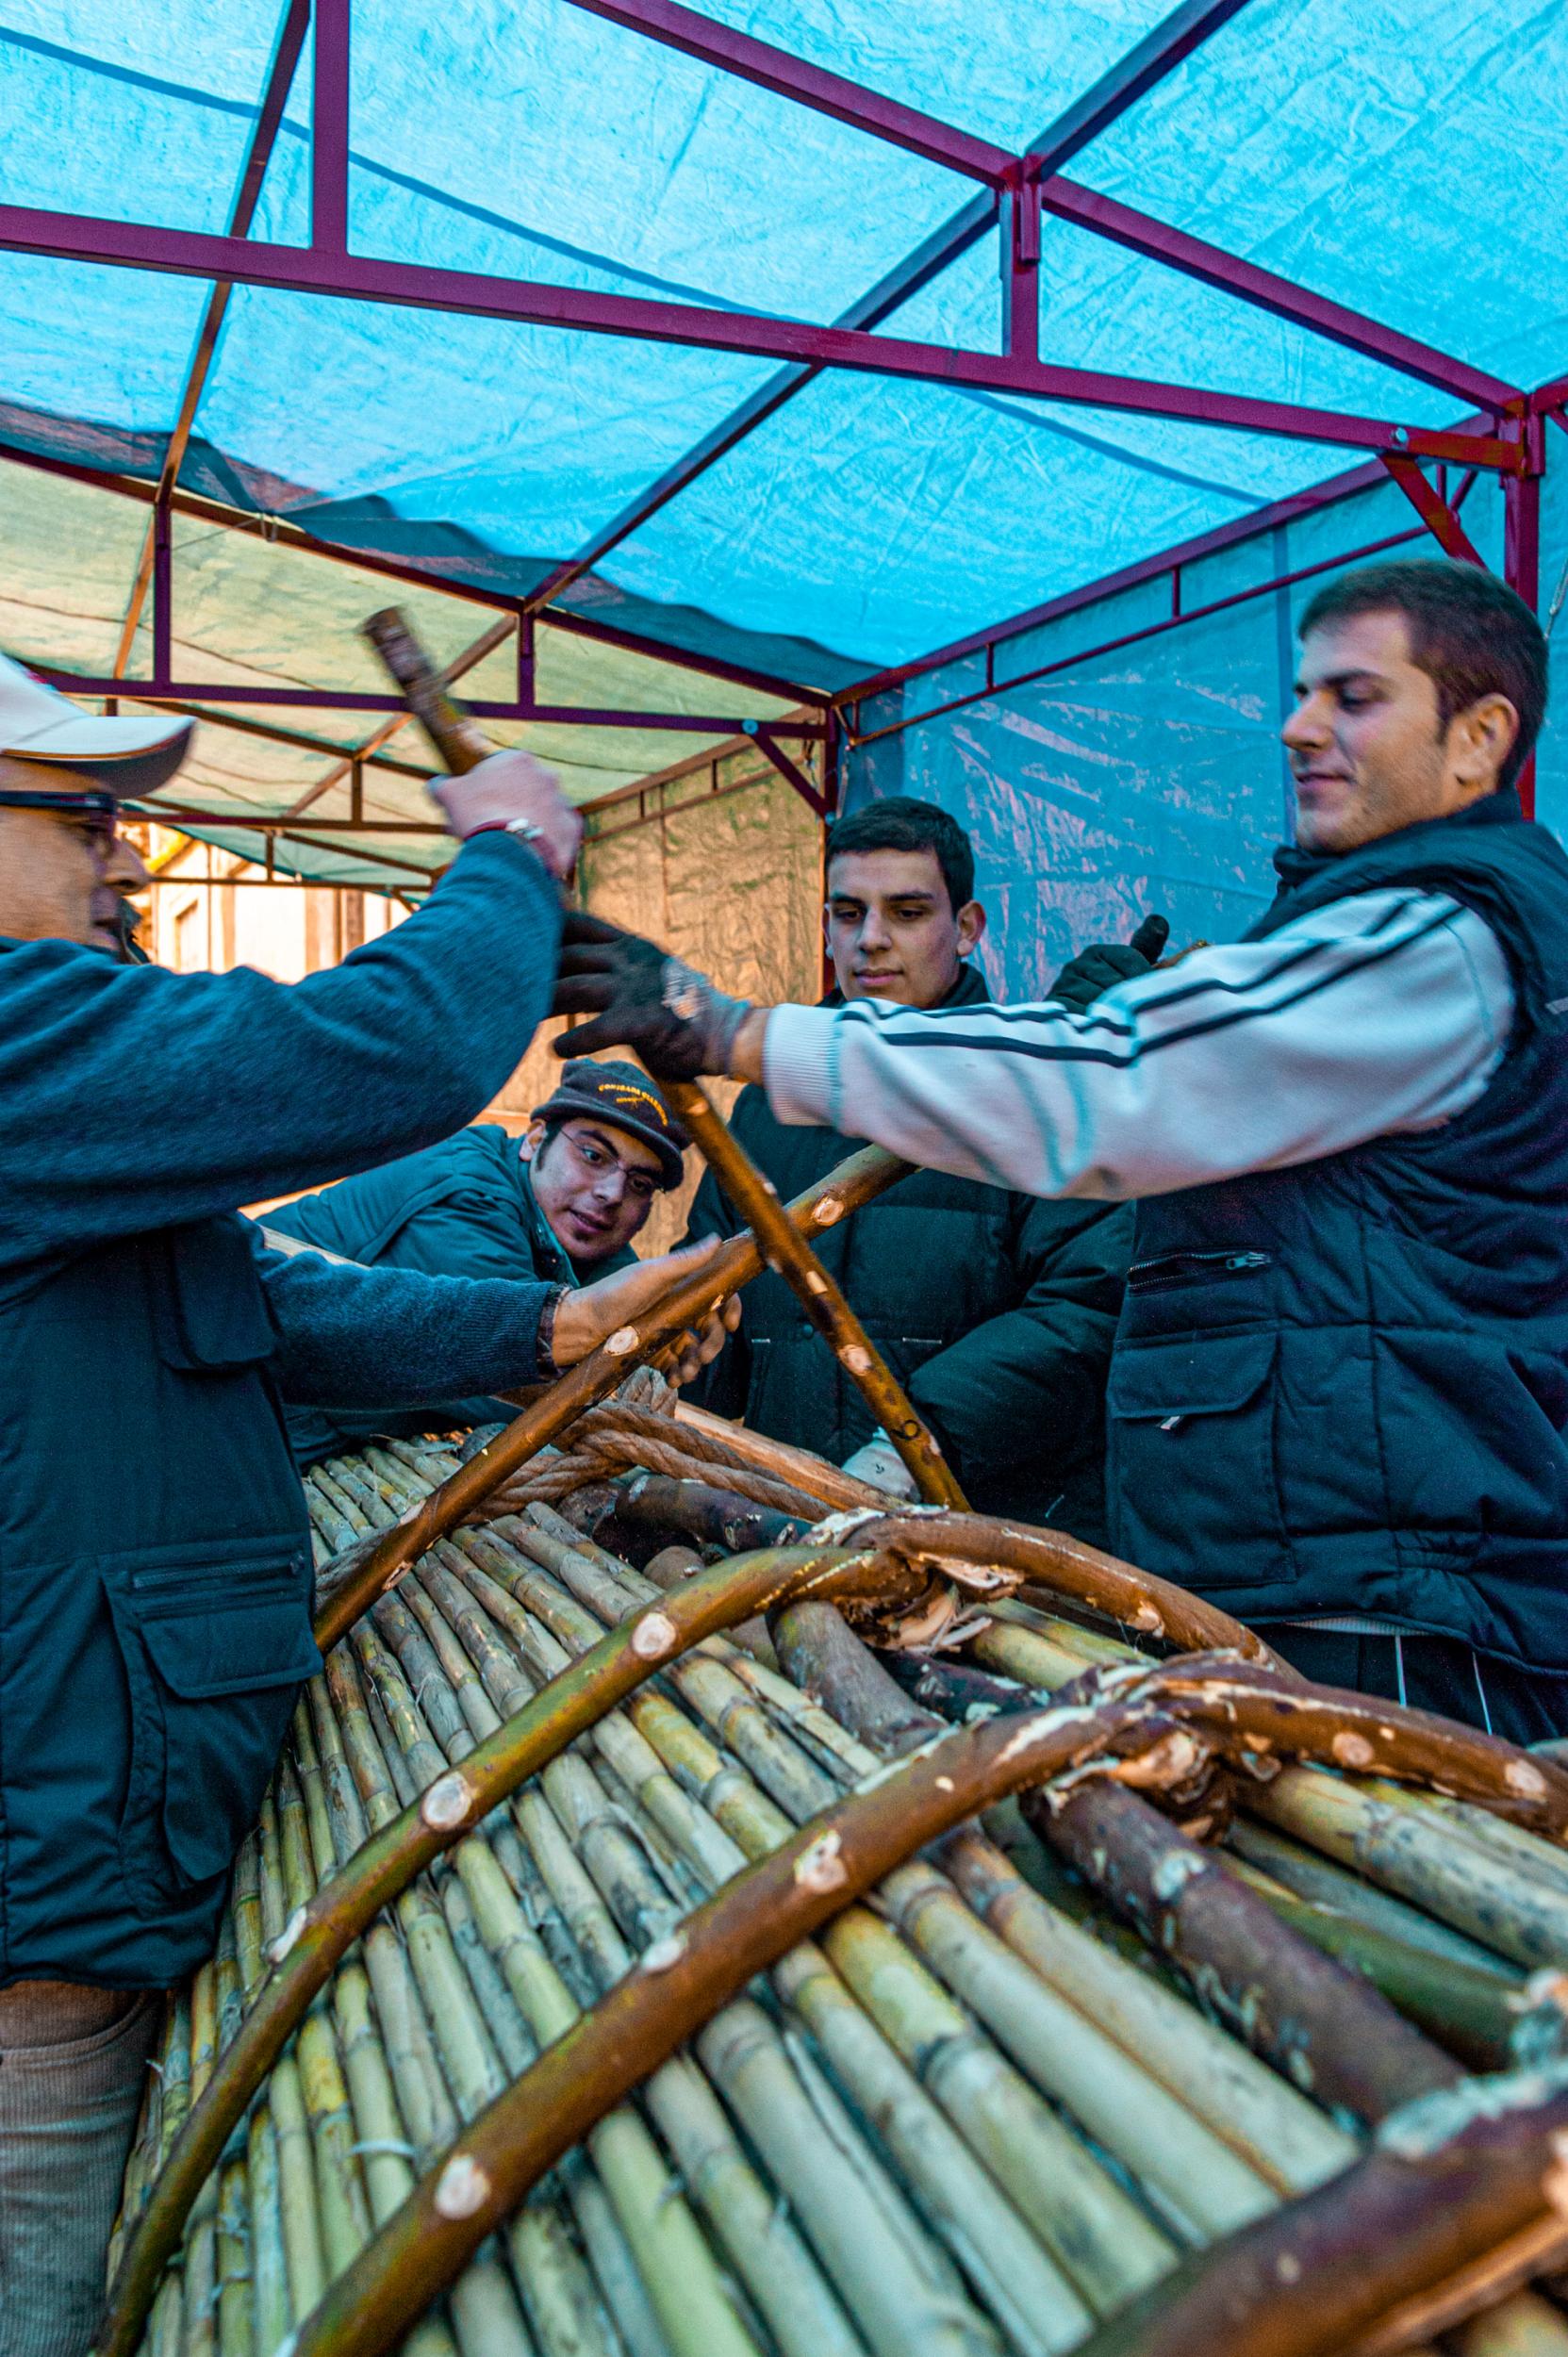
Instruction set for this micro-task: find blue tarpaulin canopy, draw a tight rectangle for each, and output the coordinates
[1,0,1565,951]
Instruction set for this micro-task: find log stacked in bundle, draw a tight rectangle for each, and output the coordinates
[100,1407,1568,2357]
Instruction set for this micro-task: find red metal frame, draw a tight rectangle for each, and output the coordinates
[109,0,312,684]
[32,666,821,736]
[311,0,350,254]
[1379,455,1485,567]
[750,725,831,819]
[560,0,1015,185]
[0,206,1522,473]
[0,0,1555,847]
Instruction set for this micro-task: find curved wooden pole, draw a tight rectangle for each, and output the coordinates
[361,604,953,1510]
[1134,1659,1568,1834]
[312,1142,911,1649]
[98,1542,923,2357]
[830,1508,1284,1666]
[1071,2066,1568,2357]
[660,1079,967,1508]
[284,1689,1137,2357]
[285,1657,1568,2357]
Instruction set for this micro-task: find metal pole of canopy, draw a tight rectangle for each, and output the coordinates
[107,0,313,693]
[0,206,1522,469]
[1379,457,1488,569]
[33,668,822,732]
[312,0,351,253]
[1003,177,1040,364]
[1504,420,1545,816]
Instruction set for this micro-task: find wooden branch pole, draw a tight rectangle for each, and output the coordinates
[359,607,496,769]
[361,603,963,1510]
[97,1541,928,2357]
[822,1508,1281,1664]
[659,1078,968,1507]
[312,1143,911,1649]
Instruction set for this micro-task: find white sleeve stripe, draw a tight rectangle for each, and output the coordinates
[763,899,1513,1199]
[838,889,1447,1043]
[838,901,1461,1075]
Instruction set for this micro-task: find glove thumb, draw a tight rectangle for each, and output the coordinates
[1128,913,1170,964]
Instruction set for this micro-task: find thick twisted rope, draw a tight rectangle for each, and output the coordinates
[463,1394,885,1525]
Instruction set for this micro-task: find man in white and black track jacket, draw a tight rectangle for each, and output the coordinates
[556,560,1568,1743]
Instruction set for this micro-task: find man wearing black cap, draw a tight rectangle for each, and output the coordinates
[267,1059,691,1462]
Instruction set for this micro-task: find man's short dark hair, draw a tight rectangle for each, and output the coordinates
[1298,559,1548,792]
[825,797,976,913]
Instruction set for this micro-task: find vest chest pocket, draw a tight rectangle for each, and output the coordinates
[1106,1331,1284,1576]
[106,1543,320,1905]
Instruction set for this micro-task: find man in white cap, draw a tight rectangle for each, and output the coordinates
[0,652,734,2355]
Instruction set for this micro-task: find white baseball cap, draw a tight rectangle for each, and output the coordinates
[0,650,193,798]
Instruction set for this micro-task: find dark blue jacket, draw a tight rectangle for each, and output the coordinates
[1107,790,1568,1667]
[268,1124,635,1462]
[0,834,562,1986]
[685,964,1132,1538]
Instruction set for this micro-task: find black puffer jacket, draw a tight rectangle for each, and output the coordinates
[684,965,1132,1540]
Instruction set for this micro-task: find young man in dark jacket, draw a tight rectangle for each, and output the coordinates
[559,563,1568,1743]
[267,1060,690,1461]
[684,797,1133,1538]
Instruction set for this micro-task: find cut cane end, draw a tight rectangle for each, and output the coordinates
[1507,1757,1549,1800]
[794,1831,849,1894]
[837,1344,872,1375]
[267,1904,308,1966]
[632,1609,678,1661]
[1331,1731,1376,1770]
[815,1197,844,1227]
[421,1771,472,1832]
[606,1327,640,1357]
[434,2152,491,2219]
[641,1934,687,1973]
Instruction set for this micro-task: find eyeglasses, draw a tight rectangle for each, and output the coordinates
[0,786,120,851]
[556,1125,660,1203]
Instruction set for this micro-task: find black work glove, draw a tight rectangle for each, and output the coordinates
[1047,913,1170,1013]
[553,911,752,1080]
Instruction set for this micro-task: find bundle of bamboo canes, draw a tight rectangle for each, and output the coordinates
[106,1429,1568,2357]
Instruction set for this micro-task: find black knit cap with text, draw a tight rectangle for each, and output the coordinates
[531,1058,689,1189]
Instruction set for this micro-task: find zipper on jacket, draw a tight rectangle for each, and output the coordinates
[1127,1248,1272,1294]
